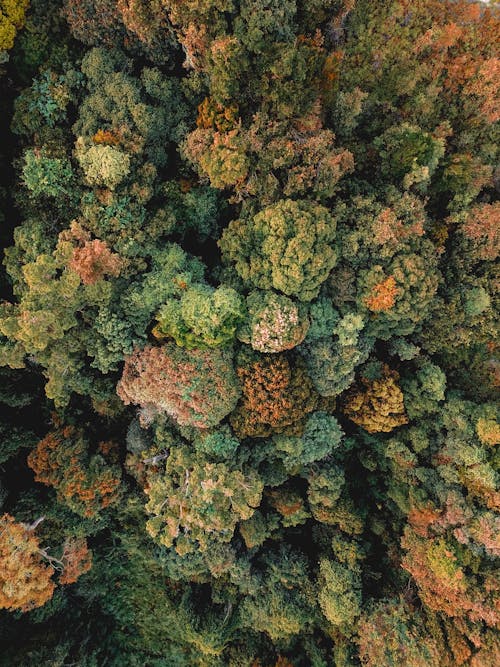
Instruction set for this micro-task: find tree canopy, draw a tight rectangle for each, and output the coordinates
[0,1,498,665]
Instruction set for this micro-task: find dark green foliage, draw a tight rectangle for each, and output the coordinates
[0,422,35,464]
[22,148,75,199]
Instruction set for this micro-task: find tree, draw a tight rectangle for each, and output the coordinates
[382,395,500,656]
[185,126,249,190]
[238,291,309,353]
[117,343,241,428]
[63,0,177,63]
[230,350,319,438]
[240,546,316,641]
[58,537,93,585]
[299,310,374,397]
[69,237,122,285]
[219,199,338,302]
[0,514,55,612]
[75,140,131,190]
[145,444,263,555]
[343,364,408,434]
[357,600,443,667]
[328,193,442,341]
[318,558,361,629]
[460,202,500,263]
[273,411,343,473]
[22,148,74,199]
[374,123,445,192]
[153,284,245,349]
[400,358,447,420]
[0,0,29,53]
[27,423,121,518]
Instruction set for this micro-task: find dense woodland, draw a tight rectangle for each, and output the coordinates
[0,1,498,665]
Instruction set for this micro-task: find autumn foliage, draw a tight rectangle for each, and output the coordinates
[0,514,55,612]
[0,0,29,52]
[0,0,498,664]
[343,365,408,433]
[58,537,93,585]
[117,343,241,428]
[69,238,122,285]
[27,425,121,518]
[230,352,319,438]
[364,275,400,313]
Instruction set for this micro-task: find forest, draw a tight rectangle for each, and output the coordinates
[0,1,498,665]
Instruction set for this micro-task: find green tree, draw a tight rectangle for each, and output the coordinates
[219,199,338,302]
